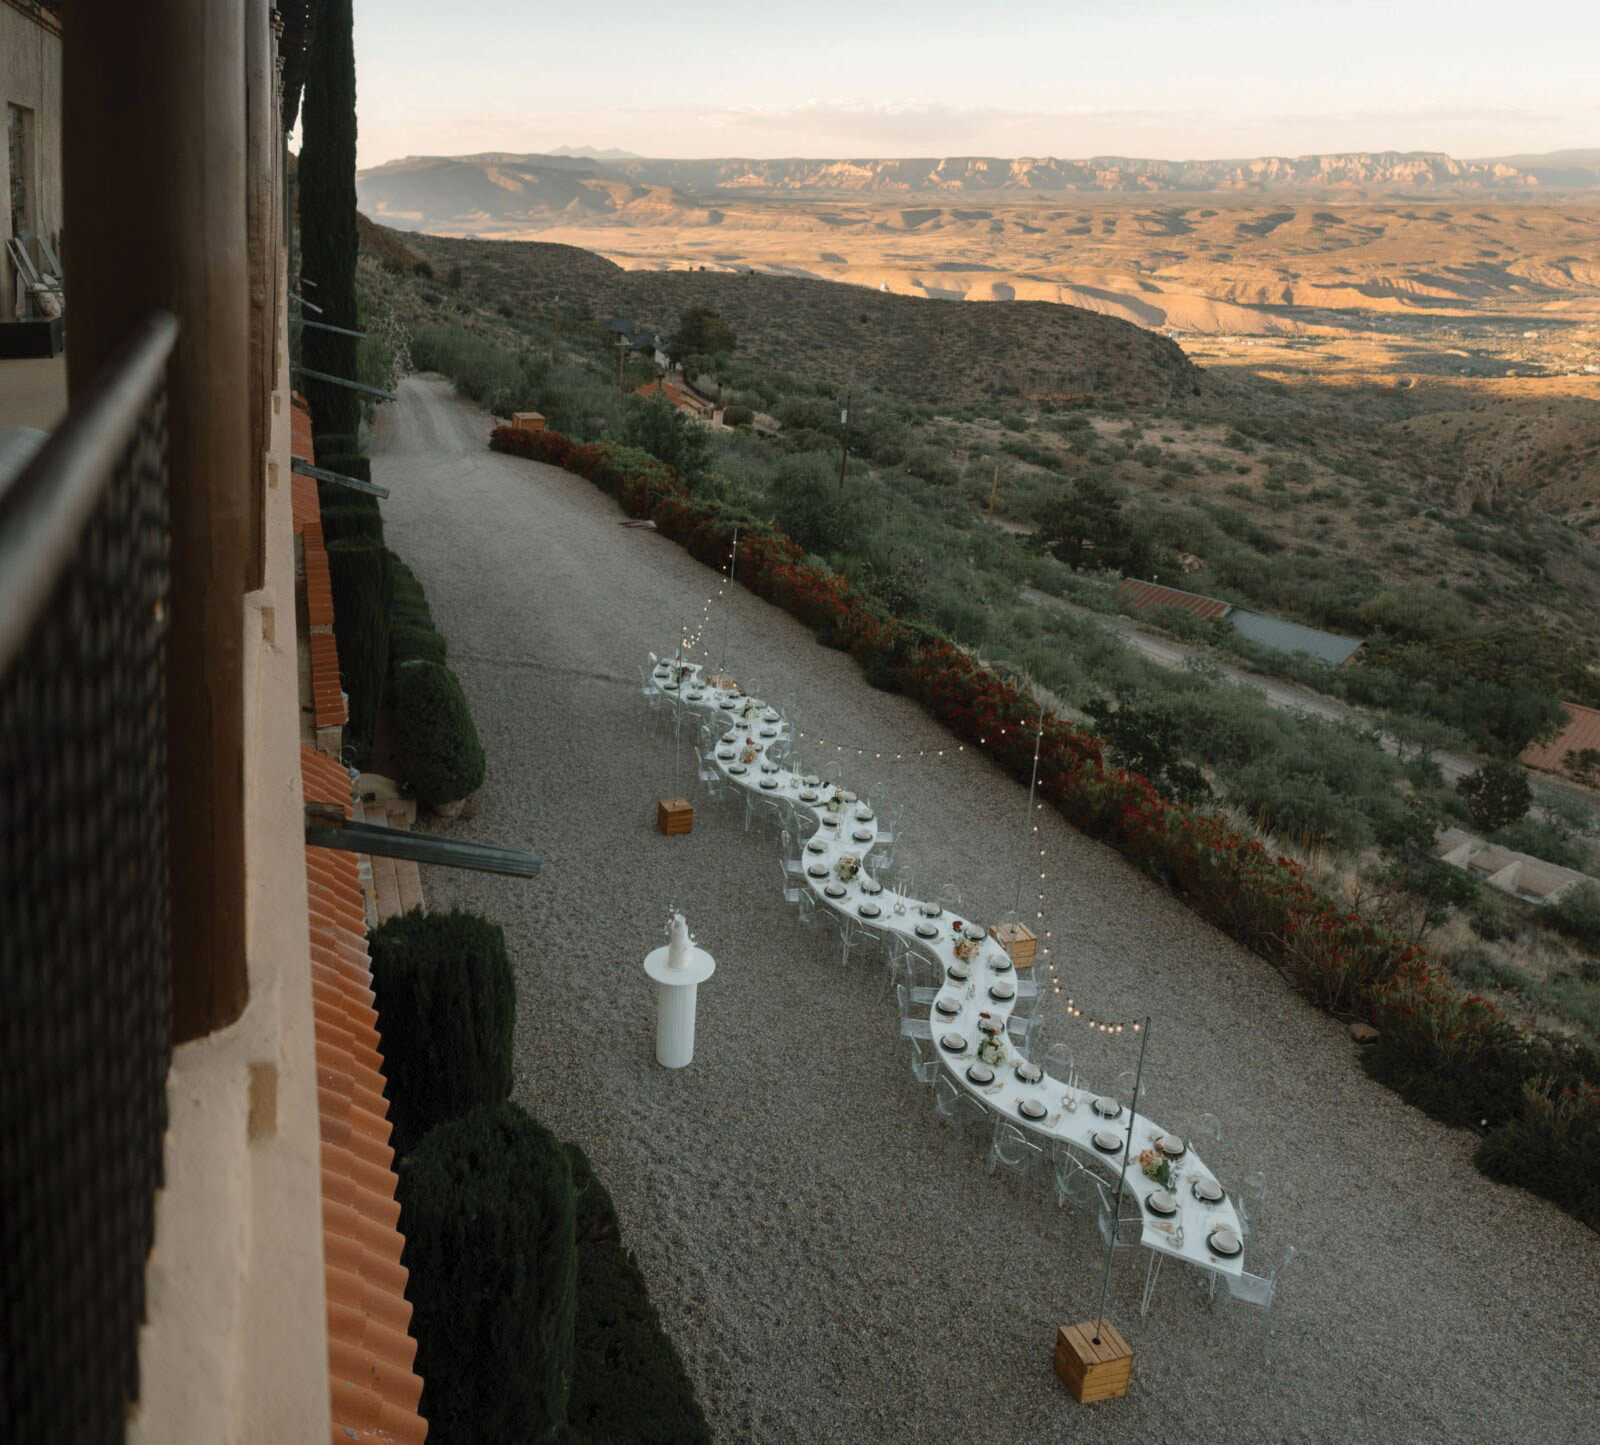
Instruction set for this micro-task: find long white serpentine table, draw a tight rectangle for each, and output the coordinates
[648,657,1246,1290]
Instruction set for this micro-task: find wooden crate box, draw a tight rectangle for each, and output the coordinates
[657,798,694,836]
[1054,1320,1132,1403]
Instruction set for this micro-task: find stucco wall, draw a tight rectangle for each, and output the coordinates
[0,4,63,318]
[127,236,332,1445]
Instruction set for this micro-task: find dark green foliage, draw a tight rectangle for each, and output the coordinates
[316,452,371,485]
[390,557,435,630]
[622,396,711,489]
[1458,759,1532,832]
[1033,475,1157,577]
[669,305,737,361]
[393,661,486,806]
[766,452,869,555]
[1082,697,1209,804]
[390,623,448,669]
[320,501,385,544]
[298,0,361,440]
[369,908,515,1153]
[1386,857,1480,935]
[562,1144,710,1445]
[1548,882,1600,951]
[398,1104,576,1444]
[722,403,754,427]
[325,540,392,764]
[1476,1101,1600,1231]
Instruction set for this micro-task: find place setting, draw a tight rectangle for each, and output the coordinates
[935,996,963,1019]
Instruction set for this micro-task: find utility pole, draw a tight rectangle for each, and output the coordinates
[837,388,851,495]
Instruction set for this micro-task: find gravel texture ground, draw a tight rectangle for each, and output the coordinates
[372,377,1599,1443]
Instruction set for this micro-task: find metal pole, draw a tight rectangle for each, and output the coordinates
[1093,1015,1151,1345]
[836,388,851,494]
[1012,715,1044,923]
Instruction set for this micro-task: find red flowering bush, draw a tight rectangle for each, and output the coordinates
[492,423,1599,1229]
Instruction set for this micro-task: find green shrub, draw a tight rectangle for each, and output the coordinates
[563,1143,709,1444]
[398,1104,576,1444]
[393,661,486,807]
[390,623,448,669]
[391,557,435,630]
[325,539,393,763]
[1549,882,1600,951]
[320,501,385,544]
[1475,1078,1600,1230]
[369,908,515,1153]
[721,403,754,428]
[1458,759,1532,831]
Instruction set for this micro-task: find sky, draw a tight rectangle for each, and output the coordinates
[352,0,1599,168]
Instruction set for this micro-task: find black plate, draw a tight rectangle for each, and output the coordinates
[935,999,961,1017]
[1018,1098,1047,1121]
[988,983,1015,1002]
[966,1063,995,1085]
[939,1033,967,1053]
[1207,1230,1242,1258]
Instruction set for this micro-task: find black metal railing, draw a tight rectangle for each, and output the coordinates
[1,312,178,1444]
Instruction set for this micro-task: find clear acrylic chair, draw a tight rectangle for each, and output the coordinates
[1092,1175,1144,1255]
[933,1073,983,1156]
[902,1033,939,1112]
[694,749,727,805]
[986,1118,1046,1196]
[779,855,806,908]
[935,882,963,915]
[639,664,665,713]
[1046,1142,1085,1208]
[837,912,879,974]
[1005,988,1044,1058]
[1239,1171,1268,1239]
[895,984,933,1045]
[1223,1245,1296,1335]
[1043,1042,1074,1085]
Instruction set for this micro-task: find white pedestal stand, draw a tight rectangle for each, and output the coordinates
[643,945,716,1068]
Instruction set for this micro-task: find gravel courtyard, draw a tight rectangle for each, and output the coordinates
[372,376,1599,1443]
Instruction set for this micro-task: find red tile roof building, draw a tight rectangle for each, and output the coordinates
[1113,577,1232,621]
[1522,702,1600,782]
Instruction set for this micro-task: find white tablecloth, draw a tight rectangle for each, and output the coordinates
[651,658,1245,1278]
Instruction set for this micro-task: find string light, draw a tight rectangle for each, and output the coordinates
[647,647,1141,1034]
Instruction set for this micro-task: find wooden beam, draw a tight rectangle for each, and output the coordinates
[64,0,252,1042]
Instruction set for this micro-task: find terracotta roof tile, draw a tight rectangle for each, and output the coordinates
[1522,701,1600,779]
[301,744,427,1444]
[1114,577,1233,622]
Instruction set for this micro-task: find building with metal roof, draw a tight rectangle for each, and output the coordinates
[1226,609,1364,667]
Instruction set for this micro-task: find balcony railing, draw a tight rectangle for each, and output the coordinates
[0,311,178,1444]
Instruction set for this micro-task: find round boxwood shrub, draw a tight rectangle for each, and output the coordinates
[369,907,514,1153]
[398,1103,577,1444]
[320,501,385,544]
[393,661,485,808]
[562,1143,709,1444]
[389,623,448,670]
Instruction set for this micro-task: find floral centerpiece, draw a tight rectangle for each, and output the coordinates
[824,793,848,813]
[833,853,860,883]
[739,697,758,719]
[951,920,980,962]
[1137,1148,1173,1188]
[740,738,759,764]
[977,1016,1008,1067]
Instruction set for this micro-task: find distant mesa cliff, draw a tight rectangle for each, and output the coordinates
[356,149,1600,232]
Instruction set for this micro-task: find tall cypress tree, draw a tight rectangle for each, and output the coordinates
[298,0,361,442]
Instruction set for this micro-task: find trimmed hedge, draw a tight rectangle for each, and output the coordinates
[393,660,486,807]
[398,1104,577,1444]
[325,538,393,763]
[369,908,515,1155]
[390,623,448,669]
[391,557,436,632]
[493,422,1600,1232]
[563,1144,709,1444]
[320,501,385,544]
